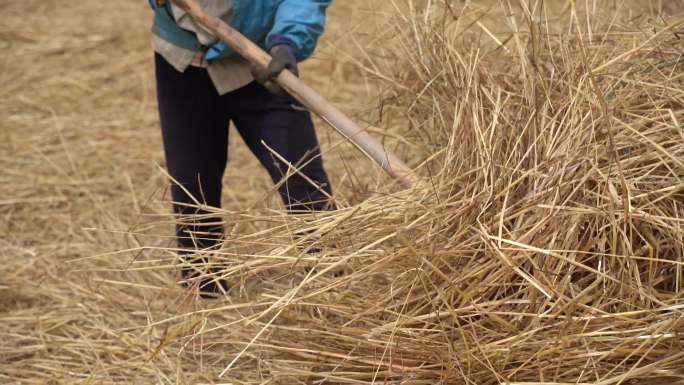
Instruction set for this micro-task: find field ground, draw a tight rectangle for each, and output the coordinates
[2,0,684,384]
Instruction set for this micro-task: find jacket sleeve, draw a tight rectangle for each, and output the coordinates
[266,0,332,61]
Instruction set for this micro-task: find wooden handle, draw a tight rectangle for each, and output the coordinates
[171,0,419,188]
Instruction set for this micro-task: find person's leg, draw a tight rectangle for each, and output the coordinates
[231,82,334,212]
[155,53,229,294]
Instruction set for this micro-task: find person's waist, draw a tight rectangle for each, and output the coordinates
[190,50,208,68]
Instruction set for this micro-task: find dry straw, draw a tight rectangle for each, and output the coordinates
[2,0,684,384]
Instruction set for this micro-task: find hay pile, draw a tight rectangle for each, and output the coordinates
[2,0,684,384]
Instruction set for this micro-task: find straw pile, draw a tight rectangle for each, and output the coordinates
[2,0,684,384]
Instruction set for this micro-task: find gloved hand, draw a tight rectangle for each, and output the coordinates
[251,44,298,96]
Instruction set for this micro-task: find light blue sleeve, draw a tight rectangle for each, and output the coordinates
[266,0,332,61]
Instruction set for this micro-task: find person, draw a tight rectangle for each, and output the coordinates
[147,0,335,297]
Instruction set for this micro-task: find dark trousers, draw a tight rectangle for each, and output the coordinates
[155,53,333,250]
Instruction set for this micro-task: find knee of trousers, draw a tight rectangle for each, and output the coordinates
[278,179,334,212]
[168,173,224,208]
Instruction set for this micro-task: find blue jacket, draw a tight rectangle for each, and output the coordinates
[148,0,331,61]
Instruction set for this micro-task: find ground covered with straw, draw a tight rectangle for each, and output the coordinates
[2,0,684,384]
